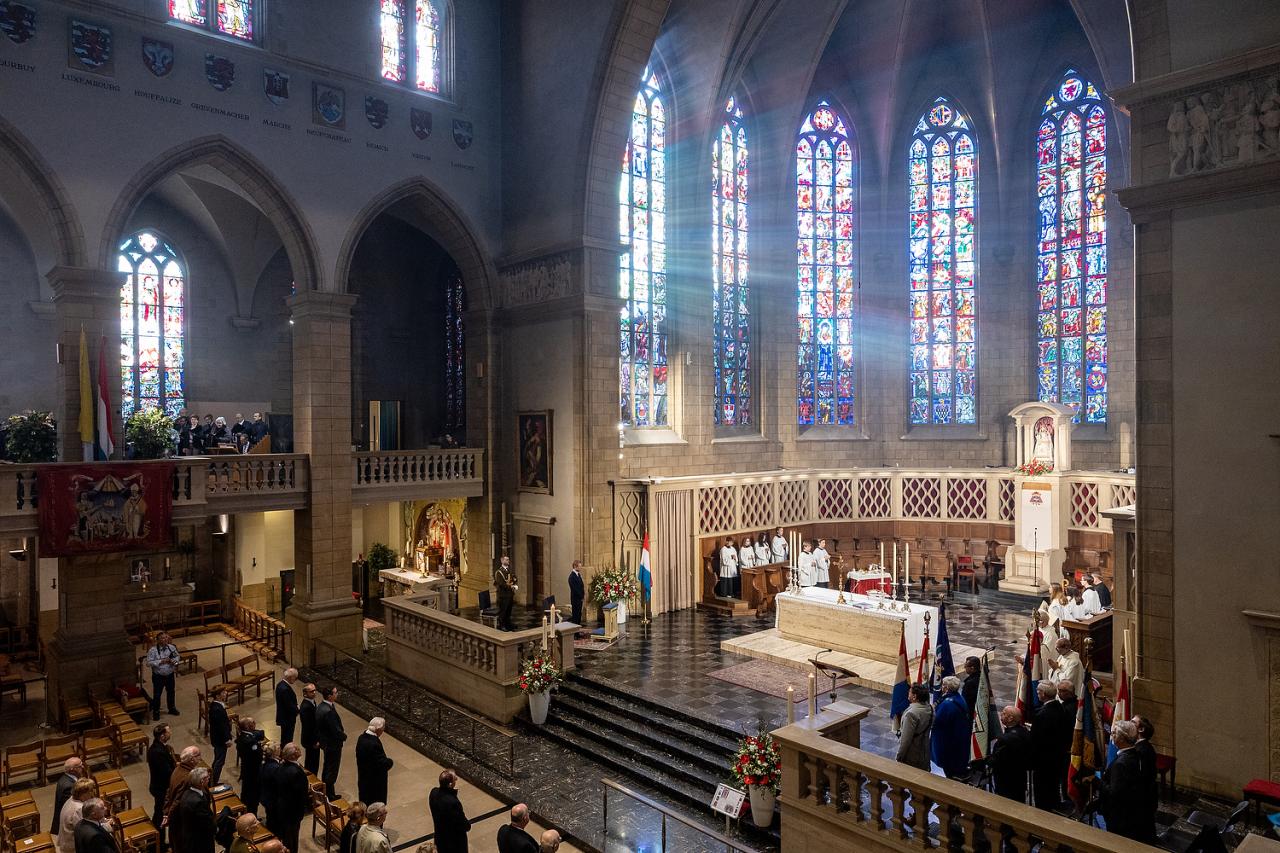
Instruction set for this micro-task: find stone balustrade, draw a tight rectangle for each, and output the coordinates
[773,707,1156,853]
[352,448,484,501]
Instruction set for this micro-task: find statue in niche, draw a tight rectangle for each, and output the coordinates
[1032,417,1055,464]
[1187,96,1213,172]
[1168,100,1190,176]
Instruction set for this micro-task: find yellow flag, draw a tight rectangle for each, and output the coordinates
[77,326,93,455]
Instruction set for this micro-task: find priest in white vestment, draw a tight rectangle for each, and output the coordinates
[1049,637,1084,696]
[812,538,831,589]
[771,527,788,564]
[718,537,740,599]
[797,540,816,588]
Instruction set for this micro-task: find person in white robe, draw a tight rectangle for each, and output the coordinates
[812,538,831,589]
[1064,586,1092,621]
[754,534,771,566]
[1080,578,1102,615]
[1048,637,1084,696]
[718,536,740,599]
[797,541,816,587]
[771,527,788,564]
[738,539,755,571]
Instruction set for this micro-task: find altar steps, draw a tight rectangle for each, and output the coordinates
[696,596,757,618]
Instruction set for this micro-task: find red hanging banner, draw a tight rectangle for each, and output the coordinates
[37,463,174,557]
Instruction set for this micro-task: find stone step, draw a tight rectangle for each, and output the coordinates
[561,674,742,753]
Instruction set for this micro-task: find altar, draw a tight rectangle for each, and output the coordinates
[379,568,457,612]
[775,587,938,664]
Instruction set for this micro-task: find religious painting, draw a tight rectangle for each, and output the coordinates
[68,19,113,76]
[130,558,151,583]
[37,463,173,556]
[517,410,552,494]
[312,81,345,129]
[141,37,174,77]
[1,2,36,45]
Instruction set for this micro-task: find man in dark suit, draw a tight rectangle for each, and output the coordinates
[275,668,300,746]
[274,744,311,853]
[567,561,585,626]
[494,556,518,631]
[988,706,1033,802]
[961,656,981,722]
[299,683,321,774]
[1031,683,1067,810]
[1131,716,1160,842]
[428,769,470,853]
[51,756,86,833]
[1100,720,1147,840]
[1091,573,1113,609]
[176,768,216,853]
[248,412,270,447]
[356,717,394,805]
[495,804,538,853]
[316,685,347,800]
[73,799,119,853]
[208,687,232,785]
[235,716,266,815]
[147,725,176,844]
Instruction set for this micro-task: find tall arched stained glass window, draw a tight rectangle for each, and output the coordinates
[713,97,751,427]
[118,232,185,419]
[797,101,856,426]
[619,68,667,427]
[1036,70,1108,423]
[908,96,977,425]
[379,0,442,94]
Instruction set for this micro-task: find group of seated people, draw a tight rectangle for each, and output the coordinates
[174,410,269,455]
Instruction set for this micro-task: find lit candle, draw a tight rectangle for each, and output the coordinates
[905,543,910,594]
[807,672,817,718]
[880,542,885,568]
[786,686,795,724]
[541,615,549,650]
[893,543,898,575]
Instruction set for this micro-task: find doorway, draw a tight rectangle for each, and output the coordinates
[526,535,545,606]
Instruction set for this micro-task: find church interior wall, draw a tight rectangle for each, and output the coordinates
[233,509,294,612]
[0,207,55,416]
[1164,0,1280,71]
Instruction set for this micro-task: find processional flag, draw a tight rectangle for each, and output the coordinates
[94,335,115,460]
[1067,668,1106,808]
[915,617,931,685]
[890,623,910,734]
[78,327,94,461]
[969,652,997,762]
[638,532,652,601]
[1014,623,1045,715]
[928,601,956,701]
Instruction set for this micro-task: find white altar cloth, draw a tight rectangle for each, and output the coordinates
[775,586,940,661]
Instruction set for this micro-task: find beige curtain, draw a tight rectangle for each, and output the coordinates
[654,489,694,615]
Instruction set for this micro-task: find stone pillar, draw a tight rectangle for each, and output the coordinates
[286,291,362,659]
[49,267,123,461]
[46,553,135,706]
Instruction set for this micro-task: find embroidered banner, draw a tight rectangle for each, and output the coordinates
[37,463,173,556]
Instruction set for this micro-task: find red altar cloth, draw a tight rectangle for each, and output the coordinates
[846,572,893,595]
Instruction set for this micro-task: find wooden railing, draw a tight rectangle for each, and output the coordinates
[774,712,1157,853]
[352,448,484,500]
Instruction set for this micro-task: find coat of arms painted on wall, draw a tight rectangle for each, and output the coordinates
[205,53,235,91]
[411,108,432,140]
[365,96,389,130]
[37,464,174,557]
[312,81,345,129]
[68,19,113,75]
[0,1,35,45]
[452,118,473,149]
[263,69,290,105]
[141,37,173,77]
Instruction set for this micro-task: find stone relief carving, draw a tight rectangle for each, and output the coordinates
[1168,75,1280,177]
[500,251,578,308]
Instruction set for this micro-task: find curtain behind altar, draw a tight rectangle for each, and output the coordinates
[654,489,694,615]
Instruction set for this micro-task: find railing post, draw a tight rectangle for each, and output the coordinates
[602,787,607,841]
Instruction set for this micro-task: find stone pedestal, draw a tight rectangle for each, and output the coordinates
[50,267,123,462]
[287,291,361,659]
[46,553,136,706]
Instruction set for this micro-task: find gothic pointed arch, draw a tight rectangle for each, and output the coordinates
[0,112,87,272]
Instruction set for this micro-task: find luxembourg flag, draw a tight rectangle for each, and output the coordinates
[915,619,931,684]
[637,532,652,601]
[94,335,115,460]
[1014,625,1045,715]
[889,623,910,734]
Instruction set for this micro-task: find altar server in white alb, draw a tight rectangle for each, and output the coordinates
[812,538,831,589]
[771,527,788,564]
[718,536,740,598]
[738,537,756,572]
[797,540,816,588]
[753,533,771,566]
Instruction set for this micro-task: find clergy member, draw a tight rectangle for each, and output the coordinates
[813,538,831,589]
[797,540,816,588]
[1048,637,1084,696]
[718,537,739,598]
[771,527,788,564]
[753,533,771,566]
[1080,576,1103,614]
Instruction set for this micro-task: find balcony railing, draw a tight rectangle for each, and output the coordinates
[352,448,484,501]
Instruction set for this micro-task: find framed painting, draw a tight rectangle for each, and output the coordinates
[517,410,552,494]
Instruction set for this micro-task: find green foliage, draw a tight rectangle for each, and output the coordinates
[125,408,175,460]
[4,410,57,463]
[368,542,397,574]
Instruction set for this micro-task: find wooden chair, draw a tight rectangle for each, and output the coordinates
[202,669,226,703]
[98,775,132,813]
[113,725,148,765]
[59,695,94,733]
[115,817,160,853]
[222,659,254,703]
[242,656,274,697]
[195,691,208,735]
[4,829,53,853]
[81,727,116,770]
[0,794,40,839]
[114,807,150,829]
[309,792,344,853]
[41,736,79,785]
[112,681,150,722]
[3,742,42,791]
[0,675,27,710]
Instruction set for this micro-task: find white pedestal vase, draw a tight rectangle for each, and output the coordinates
[748,785,776,827]
[616,601,628,624]
[528,690,550,725]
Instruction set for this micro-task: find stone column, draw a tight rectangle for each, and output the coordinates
[49,267,123,461]
[286,291,362,659]
[46,553,135,705]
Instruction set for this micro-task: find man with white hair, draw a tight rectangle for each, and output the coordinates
[356,717,395,806]
[51,756,86,833]
[355,803,390,853]
[1099,720,1146,840]
[176,768,216,853]
[275,667,300,745]
[73,799,118,853]
[496,804,537,853]
[538,829,561,852]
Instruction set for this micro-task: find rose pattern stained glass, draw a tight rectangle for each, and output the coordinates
[119,232,185,420]
[619,68,668,427]
[712,97,751,427]
[796,101,856,426]
[909,96,978,425]
[1036,70,1107,423]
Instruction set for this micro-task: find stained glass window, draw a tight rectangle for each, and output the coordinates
[217,0,253,40]
[170,0,253,41]
[415,0,442,93]
[380,0,407,82]
[444,268,466,436]
[118,232,185,420]
[380,1,443,94]
[908,96,978,425]
[1036,70,1108,423]
[713,97,751,428]
[619,68,668,427]
[797,101,856,426]
[170,0,208,28]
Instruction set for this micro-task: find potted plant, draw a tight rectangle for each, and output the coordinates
[125,408,175,460]
[730,727,782,828]
[4,410,57,462]
[518,652,562,725]
[589,565,640,624]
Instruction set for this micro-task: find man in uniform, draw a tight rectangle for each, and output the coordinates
[495,555,518,631]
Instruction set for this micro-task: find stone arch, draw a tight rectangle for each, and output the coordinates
[99,135,323,291]
[333,176,497,311]
[0,112,87,271]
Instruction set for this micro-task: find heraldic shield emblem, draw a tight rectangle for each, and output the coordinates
[69,19,113,74]
[365,96,389,129]
[205,53,235,91]
[263,68,290,105]
[452,118,473,150]
[0,1,36,45]
[313,82,345,129]
[142,37,174,77]
[411,108,432,140]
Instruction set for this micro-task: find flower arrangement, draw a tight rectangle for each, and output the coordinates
[589,565,639,604]
[518,653,562,695]
[1015,458,1054,476]
[730,728,782,794]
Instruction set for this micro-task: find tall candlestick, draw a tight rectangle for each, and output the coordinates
[541,615,549,650]
[905,543,910,595]
[807,672,817,718]
[880,542,885,568]
[786,686,796,724]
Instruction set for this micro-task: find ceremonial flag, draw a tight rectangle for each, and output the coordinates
[1113,653,1130,724]
[915,619,931,685]
[969,653,997,762]
[77,327,94,461]
[637,532,652,601]
[1014,626,1045,715]
[889,623,910,734]
[1067,669,1106,808]
[928,601,956,700]
[94,335,115,460]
